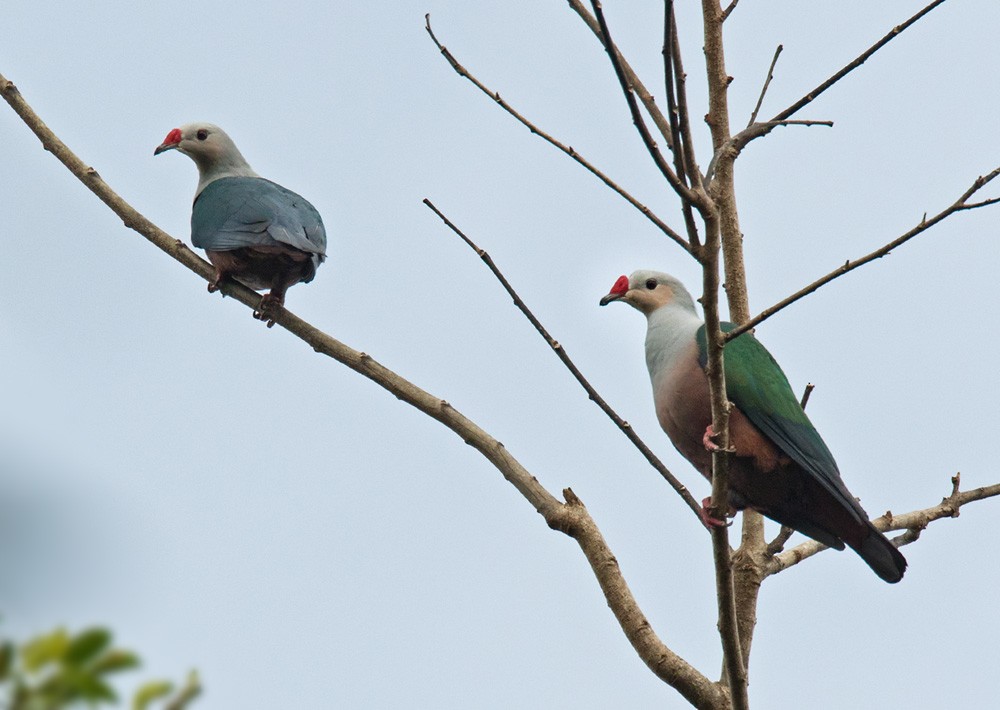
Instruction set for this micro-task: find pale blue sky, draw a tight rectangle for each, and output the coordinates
[3,1,999,707]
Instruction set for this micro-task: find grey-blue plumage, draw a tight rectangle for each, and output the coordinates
[155,122,328,323]
[192,176,326,283]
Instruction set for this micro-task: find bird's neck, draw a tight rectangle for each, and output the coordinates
[193,151,260,196]
[644,303,702,383]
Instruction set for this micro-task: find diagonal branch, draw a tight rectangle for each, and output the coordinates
[747,45,783,128]
[771,0,946,122]
[423,199,703,520]
[552,490,725,709]
[566,0,675,146]
[1,70,725,710]
[668,8,704,197]
[425,15,692,255]
[767,474,1000,577]
[663,0,702,249]
[590,0,706,213]
[724,165,1000,341]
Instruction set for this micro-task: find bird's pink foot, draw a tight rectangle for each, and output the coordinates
[253,292,284,328]
[699,496,730,530]
[703,425,720,452]
[207,269,225,294]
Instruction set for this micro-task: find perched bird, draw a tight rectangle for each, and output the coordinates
[600,270,906,583]
[155,123,327,324]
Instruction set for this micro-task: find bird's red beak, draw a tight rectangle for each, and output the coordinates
[154,128,182,156]
[599,274,630,306]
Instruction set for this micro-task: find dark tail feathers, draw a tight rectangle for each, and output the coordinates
[851,524,907,583]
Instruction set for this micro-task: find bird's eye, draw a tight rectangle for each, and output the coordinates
[645,278,657,290]
[196,129,209,141]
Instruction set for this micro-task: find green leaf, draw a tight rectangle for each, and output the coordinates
[132,680,174,710]
[65,628,112,667]
[91,649,141,675]
[21,628,69,672]
[0,640,14,681]
[74,673,117,703]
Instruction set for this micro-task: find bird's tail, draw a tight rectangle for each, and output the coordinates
[851,524,907,583]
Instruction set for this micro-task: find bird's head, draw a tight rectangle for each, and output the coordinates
[599,270,696,315]
[154,123,220,156]
[154,123,254,181]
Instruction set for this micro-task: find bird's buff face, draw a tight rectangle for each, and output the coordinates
[599,272,678,315]
[153,124,228,164]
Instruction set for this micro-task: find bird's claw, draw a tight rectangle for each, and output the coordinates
[702,424,735,453]
[699,496,732,530]
[254,293,282,328]
[207,270,225,295]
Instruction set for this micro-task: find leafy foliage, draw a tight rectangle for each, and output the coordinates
[0,626,199,710]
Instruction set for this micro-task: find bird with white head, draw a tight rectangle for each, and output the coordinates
[155,123,327,325]
[601,270,907,583]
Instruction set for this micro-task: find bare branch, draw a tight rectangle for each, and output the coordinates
[663,0,703,248]
[590,0,705,211]
[670,11,705,196]
[708,119,833,183]
[747,45,783,128]
[423,199,704,520]
[553,490,726,709]
[724,165,1000,341]
[699,1,754,701]
[0,71,561,515]
[566,0,674,146]
[765,526,795,556]
[799,382,815,409]
[721,0,740,22]
[771,0,947,122]
[424,15,692,255]
[767,474,1000,577]
[1,70,724,710]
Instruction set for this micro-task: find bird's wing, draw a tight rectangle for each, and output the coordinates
[697,323,866,522]
[192,177,326,255]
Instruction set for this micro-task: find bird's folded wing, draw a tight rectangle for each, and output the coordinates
[192,177,326,255]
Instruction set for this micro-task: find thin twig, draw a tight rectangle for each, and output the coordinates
[0,71,726,709]
[423,199,704,520]
[724,166,1000,341]
[424,15,692,255]
[566,0,675,146]
[747,45,783,128]
[765,527,795,556]
[721,0,740,22]
[163,671,201,710]
[767,474,1000,577]
[708,120,833,183]
[590,0,704,211]
[799,382,815,409]
[669,10,704,196]
[771,0,947,122]
[663,0,702,249]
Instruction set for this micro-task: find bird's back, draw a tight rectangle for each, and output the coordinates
[192,177,327,260]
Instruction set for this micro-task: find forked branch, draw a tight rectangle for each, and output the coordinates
[425,15,692,255]
[767,474,1000,577]
[566,0,675,146]
[724,166,1000,341]
[590,0,704,212]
